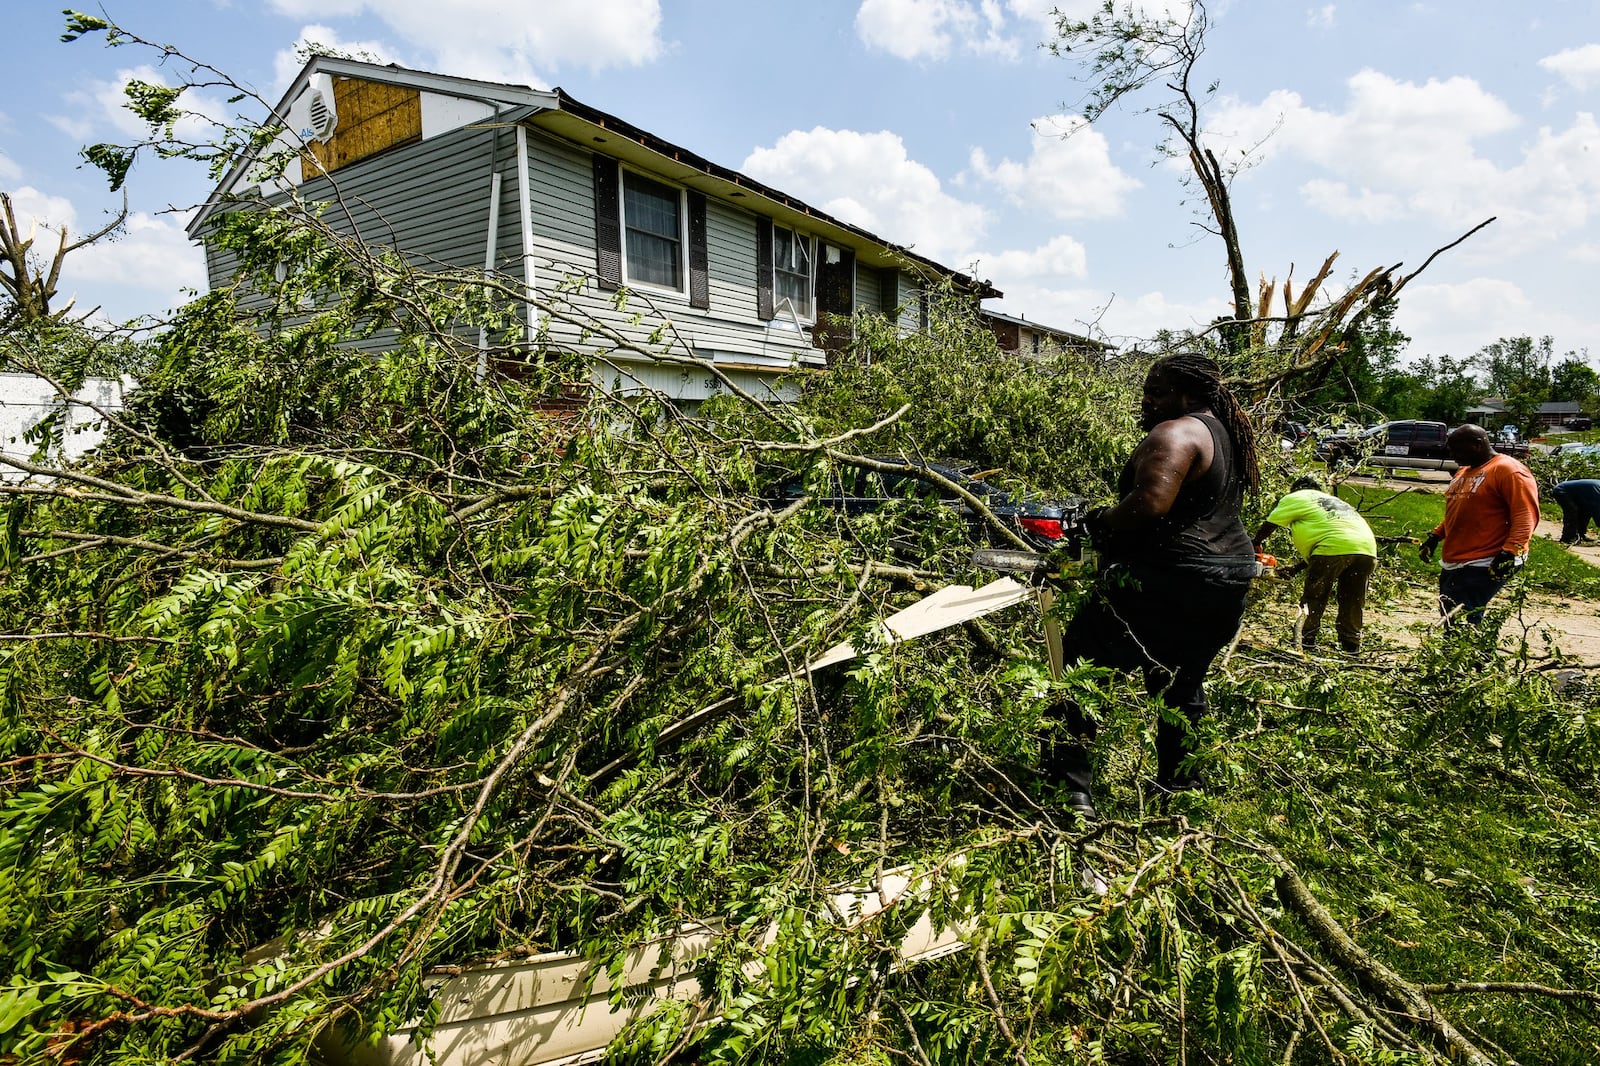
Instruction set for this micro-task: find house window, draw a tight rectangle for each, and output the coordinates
[622,171,683,288]
[773,225,813,320]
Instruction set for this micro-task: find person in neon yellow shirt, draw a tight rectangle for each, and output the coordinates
[1253,476,1378,653]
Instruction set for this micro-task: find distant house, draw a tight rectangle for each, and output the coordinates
[187,57,999,409]
[1467,398,1586,431]
[1537,400,1584,429]
[980,310,1111,360]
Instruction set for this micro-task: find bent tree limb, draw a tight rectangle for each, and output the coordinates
[1269,848,1496,1066]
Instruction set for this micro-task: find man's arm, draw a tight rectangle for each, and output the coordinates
[1252,520,1280,547]
[1501,465,1540,554]
[1100,417,1209,531]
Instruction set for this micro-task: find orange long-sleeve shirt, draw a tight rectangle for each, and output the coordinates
[1431,453,1540,563]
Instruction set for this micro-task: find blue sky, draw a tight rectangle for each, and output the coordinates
[4,0,1599,366]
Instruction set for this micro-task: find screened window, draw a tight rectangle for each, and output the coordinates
[622,171,682,288]
[773,225,813,320]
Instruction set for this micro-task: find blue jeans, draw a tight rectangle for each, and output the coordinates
[1438,565,1508,626]
[1552,480,1600,543]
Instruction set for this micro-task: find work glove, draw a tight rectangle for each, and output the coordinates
[1488,550,1519,580]
[1418,532,1441,562]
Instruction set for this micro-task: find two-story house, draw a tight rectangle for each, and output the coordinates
[188,56,1000,409]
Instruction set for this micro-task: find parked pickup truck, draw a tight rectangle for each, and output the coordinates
[1316,420,1531,471]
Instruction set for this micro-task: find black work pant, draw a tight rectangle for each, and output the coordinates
[1043,560,1252,795]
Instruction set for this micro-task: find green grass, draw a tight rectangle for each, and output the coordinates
[1332,480,1600,598]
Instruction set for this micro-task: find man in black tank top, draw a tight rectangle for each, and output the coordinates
[1042,353,1259,819]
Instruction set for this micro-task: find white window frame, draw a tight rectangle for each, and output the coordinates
[772,224,815,325]
[619,168,687,293]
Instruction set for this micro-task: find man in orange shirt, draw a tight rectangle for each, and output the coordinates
[1418,425,1540,625]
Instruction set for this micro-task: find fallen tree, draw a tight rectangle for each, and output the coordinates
[1,193,1598,1064]
[1047,0,1491,399]
[2,14,1597,1065]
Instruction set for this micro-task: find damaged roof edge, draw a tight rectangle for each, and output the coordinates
[186,57,1000,298]
[547,87,998,298]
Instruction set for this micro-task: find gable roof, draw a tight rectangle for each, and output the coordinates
[191,55,999,297]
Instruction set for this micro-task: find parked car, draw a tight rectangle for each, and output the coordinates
[1316,420,1531,470]
[1550,442,1600,457]
[1564,416,1594,430]
[775,459,1088,552]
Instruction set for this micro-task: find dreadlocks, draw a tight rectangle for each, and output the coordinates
[1151,353,1260,494]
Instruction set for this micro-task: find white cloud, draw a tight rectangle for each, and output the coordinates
[741,127,989,261]
[4,188,204,312]
[1540,44,1600,92]
[1200,71,1600,251]
[855,0,1004,61]
[273,26,407,93]
[967,114,1140,221]
[855,0,1187,61]
[1004,0,1059,28]
[1208,71,1519,180]
[71,212,206,295]
[47,65,229,146]
[1306,5,1336,29]
[5,188,78,236]
[1110,288,1233,347]
[266,0,662,78]
[995,284,1228,351]
[0,152,20,185]
[968,234,1091,283]
[1393,277,1538,358]
[268,0,370,15]
[1299,179,1403,223]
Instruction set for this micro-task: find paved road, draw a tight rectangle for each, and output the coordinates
[1336,470,1453,492]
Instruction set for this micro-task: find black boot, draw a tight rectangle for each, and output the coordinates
[1061,789,1098,826]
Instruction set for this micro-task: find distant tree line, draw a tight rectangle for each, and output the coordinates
[1293,310,1594,433]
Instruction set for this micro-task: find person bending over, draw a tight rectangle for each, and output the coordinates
[1253,476,1377,654]
[1551,479,1600,545]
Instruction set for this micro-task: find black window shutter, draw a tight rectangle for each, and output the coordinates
[918,288,930,331]
[687,191,709,310]
[814,245,858,358]
[755,217,774,320]
[592,155,622,291]
[818,245,855,317]
[878,267,899,316]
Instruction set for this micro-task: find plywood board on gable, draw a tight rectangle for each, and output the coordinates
[302,77,422,176]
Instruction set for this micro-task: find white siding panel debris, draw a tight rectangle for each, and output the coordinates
[0,374,129,480]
